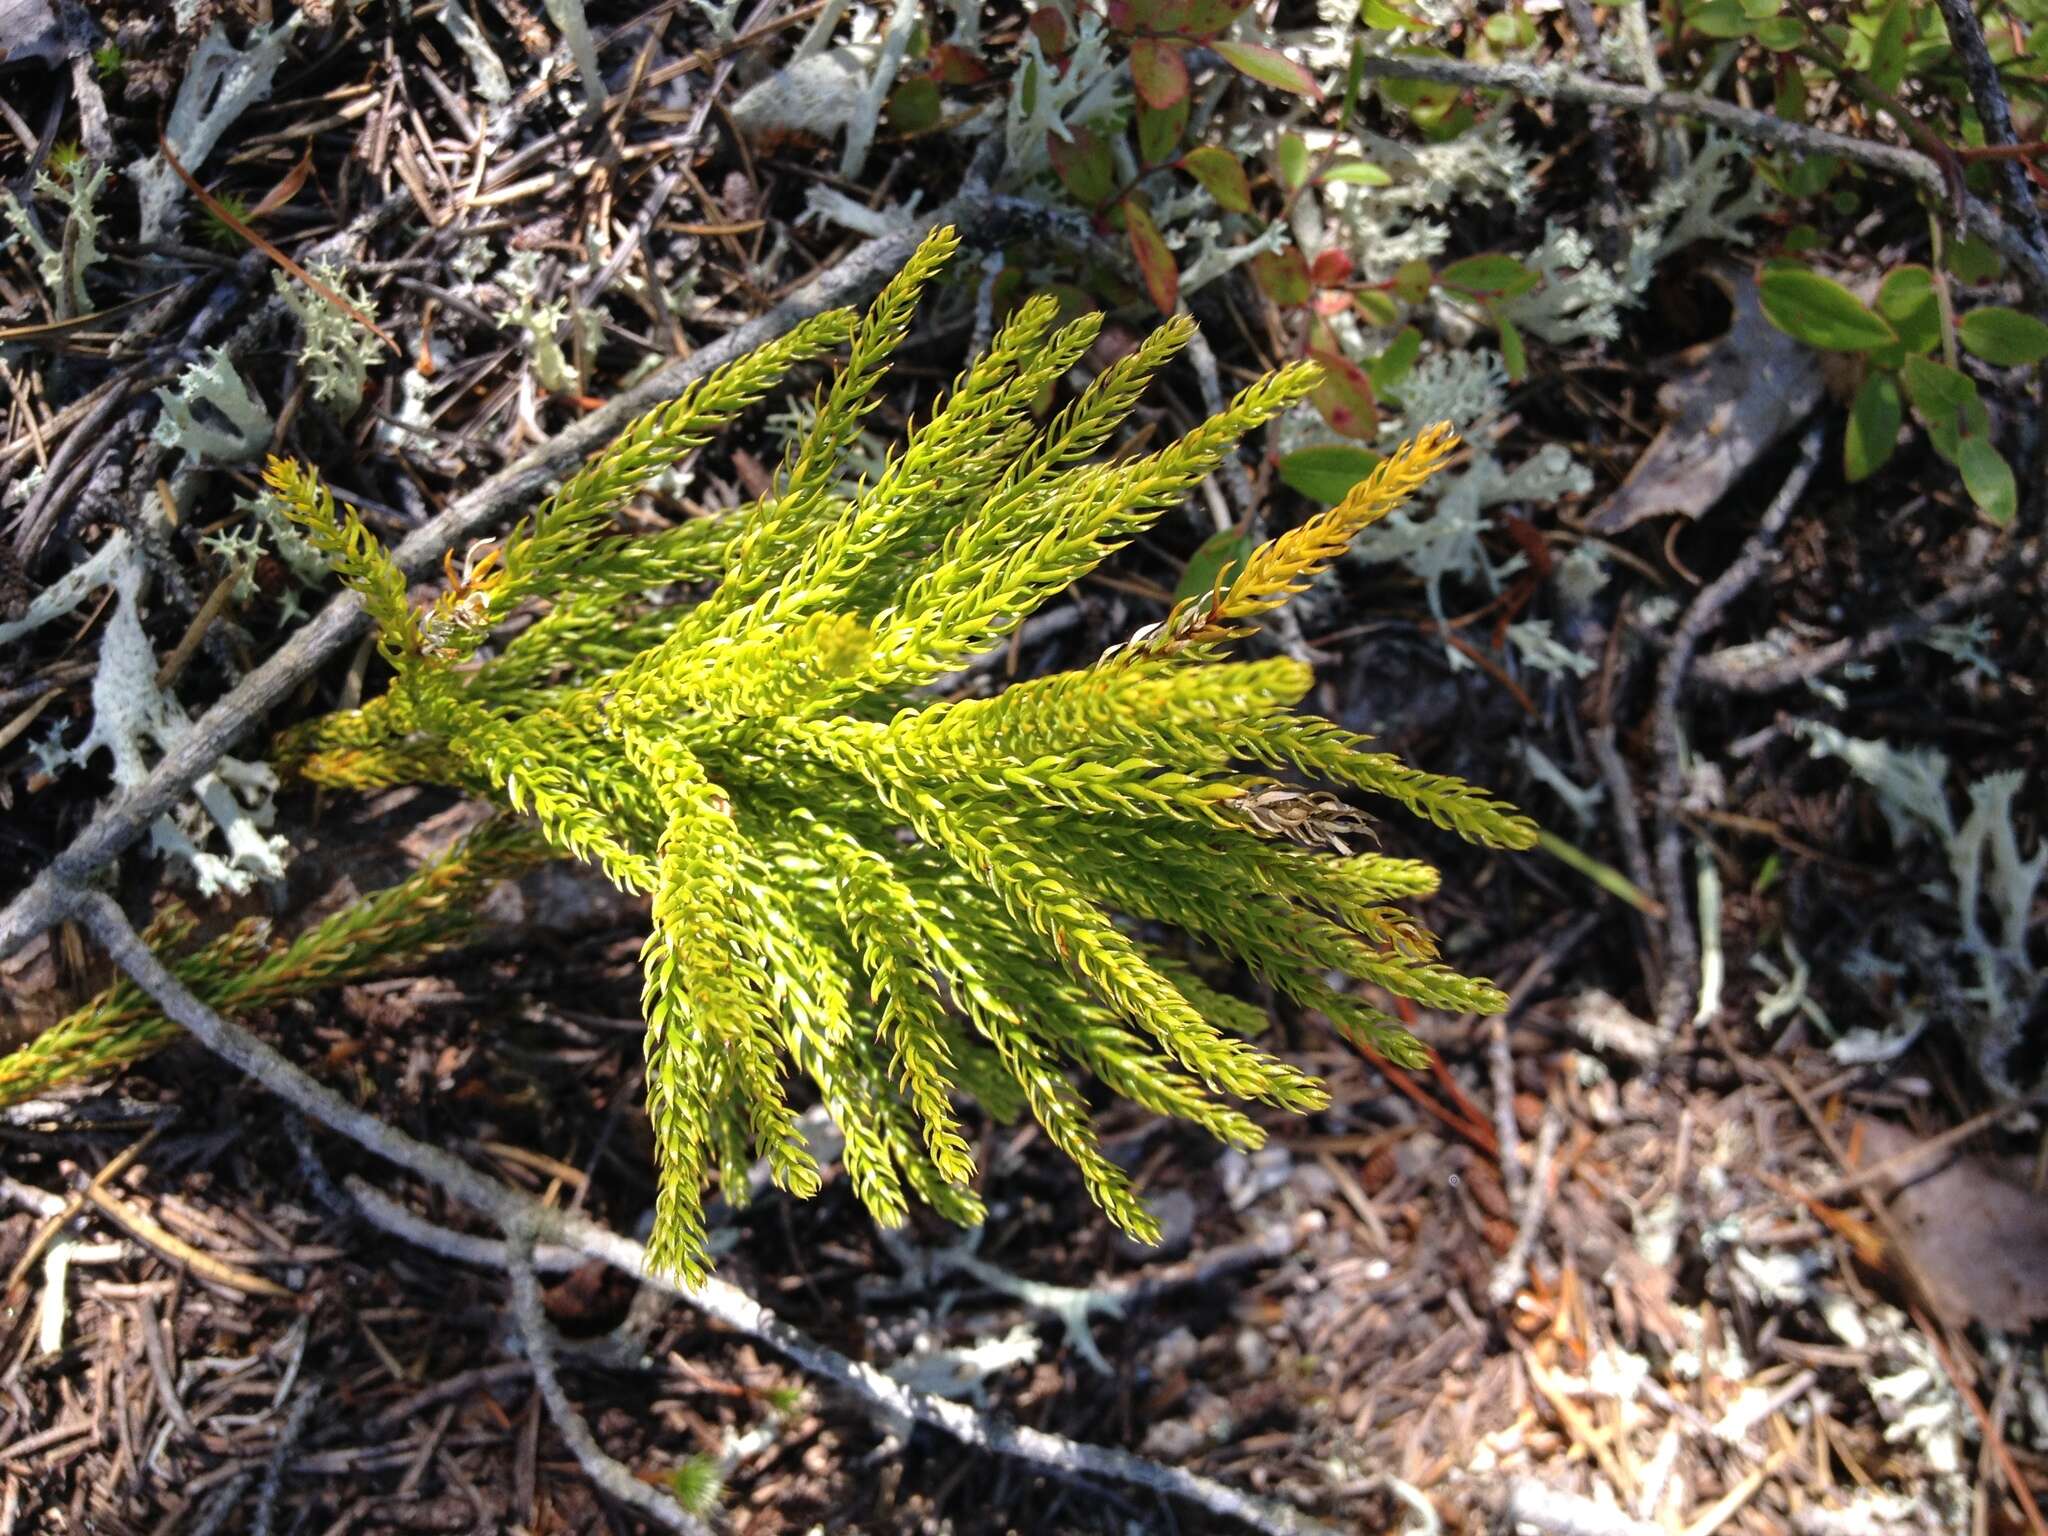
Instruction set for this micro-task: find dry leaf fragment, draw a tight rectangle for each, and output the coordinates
[1856,1118,2048,1332]
[1589,269,1825,533]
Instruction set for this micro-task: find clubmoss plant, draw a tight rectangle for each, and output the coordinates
[268,226,1536,1281]
[0,820,544,1108]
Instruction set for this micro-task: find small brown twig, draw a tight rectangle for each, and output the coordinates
[60,886,1339,1536]
[1487,1017,1523,1205]
[1911,1301,2048,1536]
[1694,557,2027,694]
[1352,1035,1499,1159]
[1651,426,1824,1033]
[1930,0,2048,270]
[250,1383,322,1536]
[3,1125,161,1297]
[79,1183,292,1298]
[1487,1104,1564,1307]
[157,132,400,354]
[505,1228,708,1535]
[154,569,241,691]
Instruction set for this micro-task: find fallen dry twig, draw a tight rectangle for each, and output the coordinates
[59,884,1339,1536]
[1650,425,1824,1032]
[1350,55,2048,296]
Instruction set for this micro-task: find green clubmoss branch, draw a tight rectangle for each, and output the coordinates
[264,226,1536,1281]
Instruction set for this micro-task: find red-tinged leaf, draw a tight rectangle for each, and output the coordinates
[1313,288,1354,316]
[1130,37,1189,110]
[929,43,988,86]
[1179,144,1251,212]
[1126,0,1193,30]
[1180,0,1255,39]
[1311,249,1354,287]
[1251,246,1311,307]
[1308,347,1377,438]
[1028,6,1070,54]
[1213,39,1322,99]
[1126,200,1179,315]
[1047,125,1115,207]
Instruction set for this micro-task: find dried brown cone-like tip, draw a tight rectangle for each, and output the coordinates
[1226,786,1379,855]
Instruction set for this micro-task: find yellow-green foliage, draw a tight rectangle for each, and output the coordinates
[0,820,543,1108]
[269,227,1537,1282]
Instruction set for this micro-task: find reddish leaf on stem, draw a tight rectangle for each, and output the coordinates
[1126,199,1180,316]
[1130,37,1190,109]
[1307,346,1377,438]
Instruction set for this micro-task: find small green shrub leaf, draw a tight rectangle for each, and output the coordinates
[1278,444,1383,501]
[1180,145,1251,211]
[1137,95,1189,165]
[1322,159,1392,186]
[1482,9,1537,47]
[1437,253,1540,299]
[1368,327,1423,397]
[1873,266,1940,357]
[1757,262,1896,351]
[1175,526,1257,599]
[1866,0,1910,92]
[1214,40,1322,98]
[1178,0,1256,37]
[1946,235,2003,285]
[1276,132,1310,190]
[1497,313,1527,382]
[1958,306,2048,367]
[1354,289,1399,326]
[1957,436,2017,526]
[1251,246,1312,307]
[1359,0,1423,26]
[1391,259,1433,305]
[1046,125,1115,207]
[886,77,941,132]
[1899,354,1988,464]
[1844,370,1901,483]
[1687,0,1753,38]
